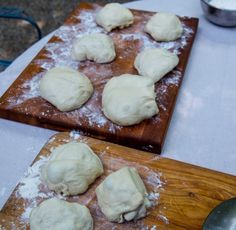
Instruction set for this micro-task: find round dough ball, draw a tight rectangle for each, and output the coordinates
[71,33,116,63]
[41,142,104,196]
[134,48,179,83]
[39,66,93,112]
[96,167,151,223]
[95,3,134,32]
[145,12,183,41]
[102,74,158,126]
[30,198,93,230]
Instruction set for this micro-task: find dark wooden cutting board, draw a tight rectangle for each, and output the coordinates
[1,132,236,230]
[0,3,199,154]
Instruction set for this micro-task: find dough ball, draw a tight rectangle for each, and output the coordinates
[30,198,93,230]
[71,33,116,63]
[102,74,158,126]
[95,3,134,32]
[145,12,183,41]
[41,142,104,196]
[134,48,179,83]
[39,66,93,112]
[96,167,151,223]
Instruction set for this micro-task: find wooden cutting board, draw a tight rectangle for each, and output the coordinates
[1,132,236,230]
[0,3,199,154]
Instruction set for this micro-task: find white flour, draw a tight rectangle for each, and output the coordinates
[69,130,81,140]
[157,214,170,224]
[17,156,51,200]
[209,0,236,10]
[6,9,194,131]
[10,73,42,106]
[68,91,107,128]
[14,136,167,228]
[120,24,193,55]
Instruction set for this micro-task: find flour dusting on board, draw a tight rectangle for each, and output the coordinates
[17,156,50,200]
[103,156,165,192]
[68,91,107,128]
[119,24,193,54]
[12,135,168,229]
[0,223,17,230]
[33,10,105,71]
[5,8,194,133]
[6,73,42,107]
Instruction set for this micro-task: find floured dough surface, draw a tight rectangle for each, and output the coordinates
[41,142,104,196]
[96,167,151,223]
[71,33,116,63]
[102,74,158,126]
[30,198,93,230]
[134,48,179,83]
[95,3,134,32]
[39,66,93,112]
[145,12,183,41]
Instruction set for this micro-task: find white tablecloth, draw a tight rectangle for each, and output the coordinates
[0,0,236,209]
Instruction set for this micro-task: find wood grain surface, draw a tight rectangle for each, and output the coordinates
[0,212,25,229]
[0,3,199,154]
[1,132,236,230]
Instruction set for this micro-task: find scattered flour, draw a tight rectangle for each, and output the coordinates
[9,9,193,106]
[13,138,168,229]
[69,130,81,140]
[120,24,193,54]
[16,155,64,222]
[157,214,170,225]
[7,73,42,106]
[150,226,157,230]
[5,9,194,148]
[17,156,50,200]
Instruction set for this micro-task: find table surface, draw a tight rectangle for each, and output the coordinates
[0,0,236,209]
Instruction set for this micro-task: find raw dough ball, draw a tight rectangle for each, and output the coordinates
[30,198,93,230]
[102,74,158,126]
[39,66,93,112]
[134,48,179,83]
[96,167,151,223]
[71,33,116,63]
[145,12,183,41]
[95,3,134,32]
[41,142,104,196]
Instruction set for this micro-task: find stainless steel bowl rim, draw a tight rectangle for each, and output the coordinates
[201,0,236,12]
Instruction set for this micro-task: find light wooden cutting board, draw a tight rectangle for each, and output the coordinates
[1,132,236,229]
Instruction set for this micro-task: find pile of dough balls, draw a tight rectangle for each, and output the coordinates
[28,2,186,230]
[39,2,183,126]
[30,141,102,230]
[30,141,151,229]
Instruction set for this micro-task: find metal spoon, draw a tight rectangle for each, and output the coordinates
[202,197,236,230]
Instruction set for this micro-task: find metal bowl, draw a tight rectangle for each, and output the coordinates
[202,197,236,230]
[201,0,236,27]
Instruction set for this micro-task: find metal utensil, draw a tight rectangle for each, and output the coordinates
[202,197,236,230]
[201,0,236,27]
